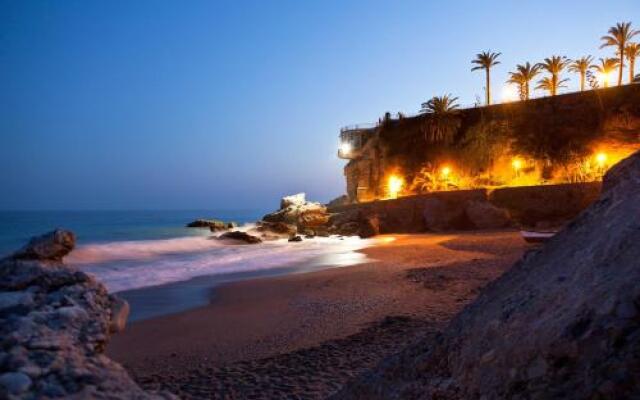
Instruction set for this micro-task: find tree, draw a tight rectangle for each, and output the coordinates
[591,58,620,88]
[507,62,541,100]
[471,51,501,105]
[420,95,461,143]
[625,43,640,83]
[536,77,569,95]
[536,56,570,96]
[569,56,594,91]
[600,22,639,86]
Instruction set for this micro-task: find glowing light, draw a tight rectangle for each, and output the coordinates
[340,142,352,155]
[441,166,451,178]
[512,158,522,170]
[388,175,404,198]
[596,71,617,87]
[596,152,607,166]
[502,84,520,103]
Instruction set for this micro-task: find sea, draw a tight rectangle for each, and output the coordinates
[0,210,372,320]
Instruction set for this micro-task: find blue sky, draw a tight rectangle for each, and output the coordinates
[0,0,637,210]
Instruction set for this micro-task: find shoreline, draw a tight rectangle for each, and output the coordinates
[115,236,375,321]
[107,230,531,398]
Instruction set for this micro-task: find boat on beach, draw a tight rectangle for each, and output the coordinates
[520,230,557,243]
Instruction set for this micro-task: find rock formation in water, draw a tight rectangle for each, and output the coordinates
[186,219,236,231]
[335,150,640,399]
[0,230,174,399]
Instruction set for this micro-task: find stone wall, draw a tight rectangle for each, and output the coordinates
[329,182,601,232]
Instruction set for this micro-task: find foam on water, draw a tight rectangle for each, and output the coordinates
[68,234,374,293]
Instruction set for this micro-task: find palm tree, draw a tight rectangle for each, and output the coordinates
[600,22,639,86]
[569,56,594,91]
[507,62,541,100]
[471,51,501,105]
[625,43,640,83]
[536,56,570,96]
[420,95,461,143]
[536,76,569,95]
[591,58,620,88]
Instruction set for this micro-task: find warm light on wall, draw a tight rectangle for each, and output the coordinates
[511,158,523,170]
[595,152,607,167]
[440,166,451,178]
[340,142,352,155]
[388,175,404,198]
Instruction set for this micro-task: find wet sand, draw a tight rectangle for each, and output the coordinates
[108,231,531,399]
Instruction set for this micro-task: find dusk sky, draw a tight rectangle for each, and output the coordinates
[1,0,637,210]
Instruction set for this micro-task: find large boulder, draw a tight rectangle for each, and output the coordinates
[263,193,330,232]
[0,230,171,399]
[280,193,307,209]
[10,229,75,262]
[335,151,640,399]
[421,198,466,231]
[465,200,512,229]
[256,221,297,238]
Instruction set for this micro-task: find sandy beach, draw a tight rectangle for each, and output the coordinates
[107,230,531,399]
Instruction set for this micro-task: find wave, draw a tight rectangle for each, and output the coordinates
[68,234,374,293]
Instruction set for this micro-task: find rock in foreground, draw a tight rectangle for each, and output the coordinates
[335,151,640,399]
[0,229,172,399]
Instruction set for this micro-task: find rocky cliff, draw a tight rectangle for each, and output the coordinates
[344,84,640,202]
[335,150,640,399]
[0,230,173,399]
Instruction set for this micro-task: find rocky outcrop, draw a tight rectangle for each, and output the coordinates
[335,151,640,399]
[263,193,331,234]
[218,231,262,244]
[186,219,236,231]
[0,229,172,399]
[256,221,297,239]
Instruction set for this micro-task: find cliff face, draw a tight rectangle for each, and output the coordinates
[334,151,640,399]
[344,84,640,202]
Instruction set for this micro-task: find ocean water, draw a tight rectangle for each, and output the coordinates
[0,211,372,306]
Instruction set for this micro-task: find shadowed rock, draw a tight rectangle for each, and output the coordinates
[218,231,262,244]
[335,150,640,399]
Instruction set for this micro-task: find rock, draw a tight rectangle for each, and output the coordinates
[280,193,307,209]
[186,219,235,231]
[422,198,465,231]
[0,372,31,394]
[334,222,360,236]
[0,231,173,399]
[465,200,512,229]
[298,209,330,228]
[326,194,349,210]
[256,221,297,237]
[10,229,75,262]
[109,296,130,334]
[0,291,34,314]
[288,235,303,242]
[263,193,330,232]
[336,151,640,399]
[218,231,262,244]
[358,215,380,238]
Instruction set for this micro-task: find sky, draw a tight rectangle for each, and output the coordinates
[0,0,638,210]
